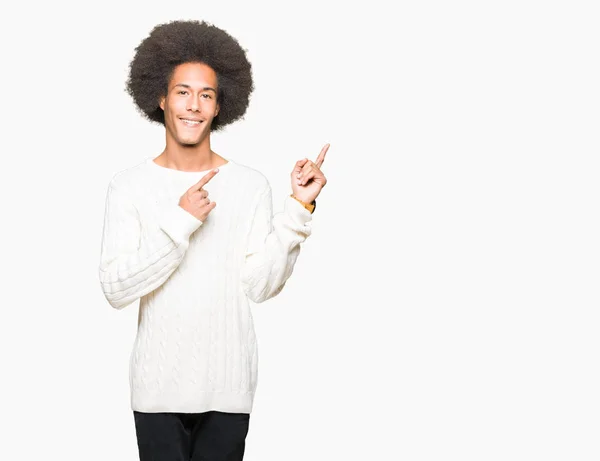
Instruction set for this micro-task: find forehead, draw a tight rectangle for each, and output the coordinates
[169,62,218,89]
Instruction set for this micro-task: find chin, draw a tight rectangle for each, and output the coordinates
[175,133,201,145]
[179,139,201,146]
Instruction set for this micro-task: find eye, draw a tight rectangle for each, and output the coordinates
[202,94,212,99]
[178,90,188,95]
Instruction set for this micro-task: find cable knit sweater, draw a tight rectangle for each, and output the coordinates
[98,157,313,413]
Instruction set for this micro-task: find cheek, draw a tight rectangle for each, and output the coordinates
[171,100,183,112]
[166,96,184,111]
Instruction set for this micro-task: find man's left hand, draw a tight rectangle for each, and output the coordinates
[290,143,329,204]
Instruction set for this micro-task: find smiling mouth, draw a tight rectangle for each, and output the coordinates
[180,119,204,127]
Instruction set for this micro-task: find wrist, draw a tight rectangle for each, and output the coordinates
[290,194,316,213]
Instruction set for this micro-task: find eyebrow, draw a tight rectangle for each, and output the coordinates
[173,83,217,93]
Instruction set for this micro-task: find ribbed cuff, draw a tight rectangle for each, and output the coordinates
[158,204,204,243]
[284,195,313,226]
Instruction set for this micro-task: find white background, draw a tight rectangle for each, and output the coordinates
[0,0,598,460]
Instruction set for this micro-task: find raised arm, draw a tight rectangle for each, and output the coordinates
[240,144,329,303]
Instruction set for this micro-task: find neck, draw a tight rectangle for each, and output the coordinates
[160,135,219,171]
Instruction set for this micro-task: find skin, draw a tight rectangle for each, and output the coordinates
[291,143,329,205]
[156,61,329,220]
[180,169,220,222]
[156,61,223,172]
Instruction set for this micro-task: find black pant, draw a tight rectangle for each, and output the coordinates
[133,410,250,461]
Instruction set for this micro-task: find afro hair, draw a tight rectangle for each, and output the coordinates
[125,20,254,132]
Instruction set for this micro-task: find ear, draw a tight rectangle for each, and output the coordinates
[215,102,220,117]
[159,95,165,111]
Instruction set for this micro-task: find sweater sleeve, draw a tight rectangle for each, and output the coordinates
[98,181,203,310]
[240,184,313,303]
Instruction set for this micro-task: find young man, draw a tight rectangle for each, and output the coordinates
[98,20,328,461]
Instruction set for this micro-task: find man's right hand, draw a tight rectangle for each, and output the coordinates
[179,168,219,222]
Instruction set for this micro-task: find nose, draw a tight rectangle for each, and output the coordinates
[187,96,201,112]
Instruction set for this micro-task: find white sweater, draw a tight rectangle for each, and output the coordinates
[98,157,313,413]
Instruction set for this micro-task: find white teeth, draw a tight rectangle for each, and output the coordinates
[181,119,202,125]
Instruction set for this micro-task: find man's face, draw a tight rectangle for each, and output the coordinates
[159,62,220,146]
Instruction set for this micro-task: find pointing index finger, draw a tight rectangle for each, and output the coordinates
[190,168,219,192]
[315,143,330,169]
